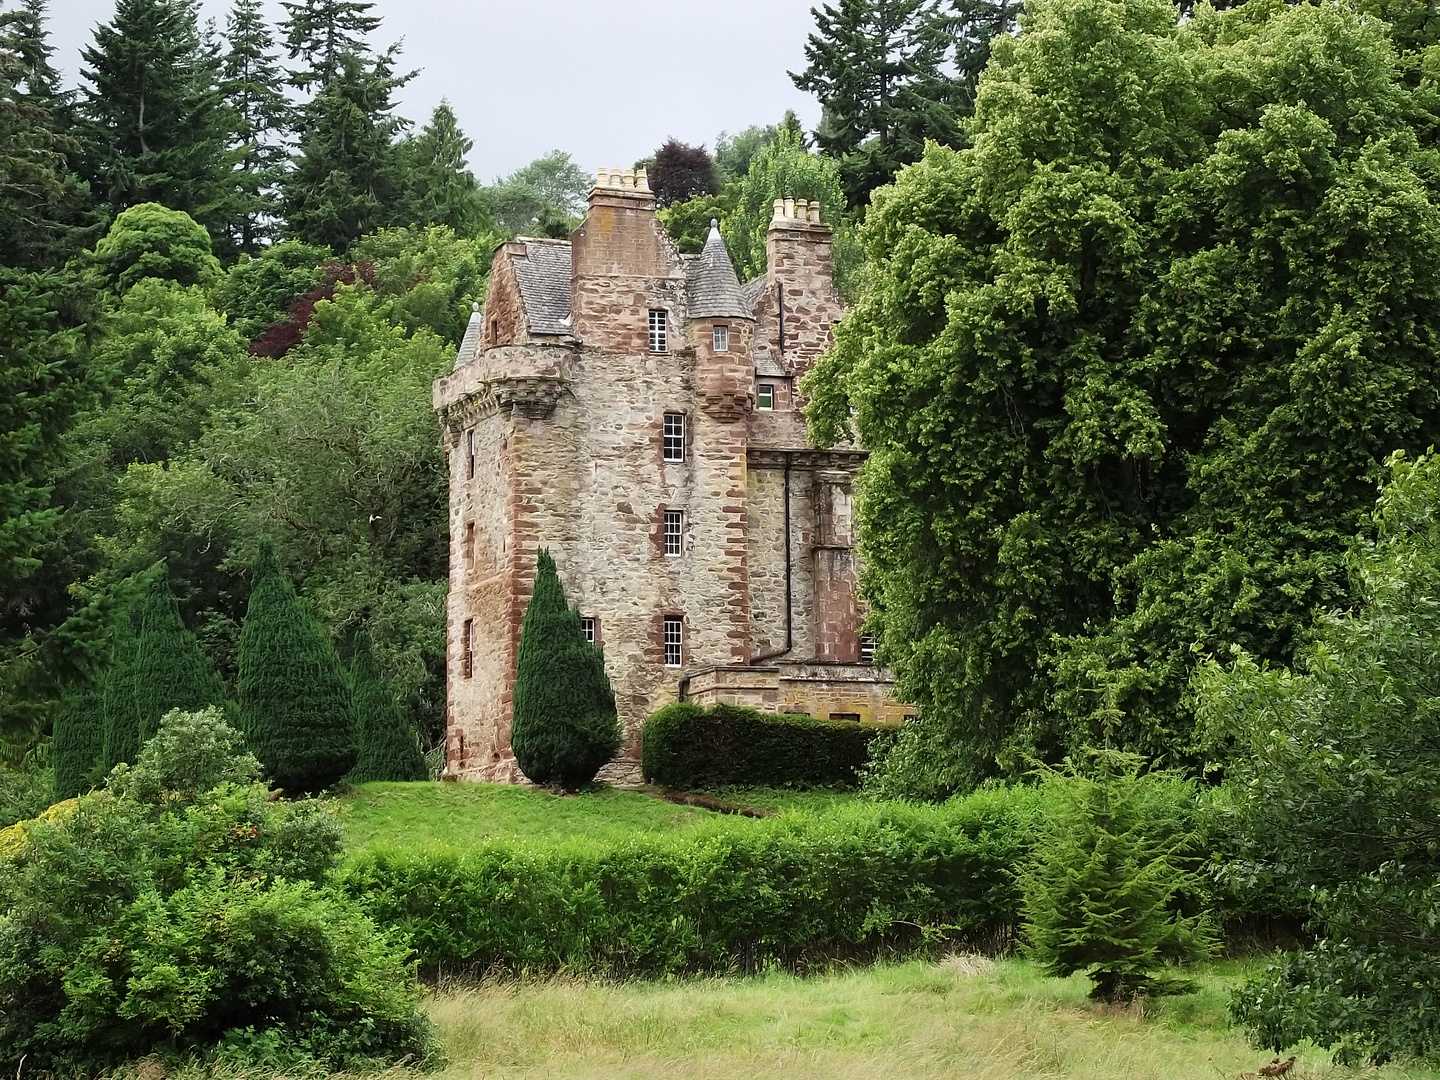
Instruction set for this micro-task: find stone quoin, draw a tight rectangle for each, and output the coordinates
[433,168,911,783]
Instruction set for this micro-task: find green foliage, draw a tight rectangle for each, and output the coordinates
[658,190,736,255]
[352,224,493,342]
[1018,754,1216,1000]
[51,689,104,800]
[510,549,621,789]
[714,112,804,184]
[806,0,1440,793]
[92,203,222,293]
[347,630,427,783]
[219,0,293,254]
[1201,451,1440,1064]
[102,607,143,769]
[280,0,382,91]
[0,706,435,1073]
[344,786,1040,974]
[236,541,356,793]
[0,744,54,828]
[642,702,888,789]
[132,574,226,745]
[402,101,490,236]
[212,239,328,340]
[480,150,590,238]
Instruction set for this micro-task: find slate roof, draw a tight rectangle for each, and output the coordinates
[740,274,768,315]
[453,303,483,369]
[512,239,573,336]
[686,222,751,320]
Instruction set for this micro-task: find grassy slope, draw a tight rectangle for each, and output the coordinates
[425,957,1440,1080]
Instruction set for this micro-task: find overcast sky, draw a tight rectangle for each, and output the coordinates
[46,0,824,181]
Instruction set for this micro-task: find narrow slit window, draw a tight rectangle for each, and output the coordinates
[662,413,685,462]
[712,324,729,352]
[648,309,668,352]
[463,521,476,568]
[466,429,476,480]
[580,617,597,644]
[663,616,683,668]
[490,318,498,345]
[664,510,683,556]
[462,618,474,679]
[757,384,775,411]
[860,636,877,665]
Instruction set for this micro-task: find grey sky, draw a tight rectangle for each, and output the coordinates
[46,0,824,181]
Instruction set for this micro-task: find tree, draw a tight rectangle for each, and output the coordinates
[402,101,489,235]
[510,549,620,788]
[791,0,960,205]
[235,540,356,793]
[714,112,804,184]
[1201,450,1440,1065]
[280,0,382,91]
[220,0,292,254]
[941,0,1022,116]
[101,608,142,769]
[51,689,104,799]
[479,150,589,238]
[648,138,718,208]
[77,0,234,235]
[131,572,225,745]
[91,202,221,294]
[806,0,1440,796]
[347,628,427,782]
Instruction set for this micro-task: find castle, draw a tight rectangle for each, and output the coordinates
[433,167,909,782]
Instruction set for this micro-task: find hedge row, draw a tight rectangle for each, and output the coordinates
[342,788,1042,974]
[641,702,893,789]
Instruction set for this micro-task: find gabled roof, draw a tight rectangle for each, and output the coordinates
[685,222,751,320]
[511,238,573,336]
[740,274,768,315]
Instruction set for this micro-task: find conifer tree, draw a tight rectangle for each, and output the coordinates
[101,609,143,770]
[347,628,427,782]
[510,548,620,789]
[403,101,489,235]
[236,540,357,793]
[220,0,292,253]
[52,689,104,799]
[280,0,382,90]
[78,0,234,235]
[132,573,225,746]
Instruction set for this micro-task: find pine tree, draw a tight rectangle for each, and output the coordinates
[78,0,235,236]
[280,0,382,91]
[236,540,357,793]
[11,1,62,108]
[52,689,104,799]
[220,0,292,254]
[510,549,620,789]
[403,101,489,235]
[790,0,961,205]
[101,608,143,770]
[132,573,226,746]
[942,0,1021,115]
[347,628,427,783]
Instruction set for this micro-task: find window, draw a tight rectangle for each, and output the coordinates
[466,429,475,480]
[860,636,877,665]
[663,616,683,668]
[830,712,861,723]
[490,318,498,345]
[648,309,668,352]
[581,617,597,644]
[662,412,685,462]
[757,384,775,411]
[463,521,476,568]
[712,324,729,352]
[664,510,683,556]
[461,619,474,679]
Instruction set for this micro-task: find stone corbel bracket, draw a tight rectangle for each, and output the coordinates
[435,345,576,438]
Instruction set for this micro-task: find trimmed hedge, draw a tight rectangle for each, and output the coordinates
[342,788,1041,974]
[642,702,892,789]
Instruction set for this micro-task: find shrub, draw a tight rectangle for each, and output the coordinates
[343,787,1042,975]
[510,549,620,788]
[236,542,357,794]
[0,708,435,1074]
[347,630,428,783]
[92,203,222,294]
[102,608,144,769]
[52,690,105,800]
[133,574,226,746]
[643,702,888,789]
[1018,753,1217,1000]
[0,745,55,829]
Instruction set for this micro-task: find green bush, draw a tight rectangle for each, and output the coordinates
[0,709,435,1074]
[343,787,1041,974]
[133,574,227,746]
[0,745,54,829]
[52,690,105,800]
[347,629,428,783]
[643,702,889,789]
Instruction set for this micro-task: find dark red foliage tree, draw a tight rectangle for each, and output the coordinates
[648,139,719,209]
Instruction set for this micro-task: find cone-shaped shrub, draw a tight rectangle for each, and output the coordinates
[133,574,226,746]
[348,629,428,783]
[510,548,621,788]
[236,541,357,793]
[52,691,105,799]
[102,610,143,770]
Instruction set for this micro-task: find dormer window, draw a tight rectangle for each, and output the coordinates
[757,384,775,411]
[648,309,668,352]
[712,325,729,352]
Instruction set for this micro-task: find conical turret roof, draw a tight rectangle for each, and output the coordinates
[685,220,751,320]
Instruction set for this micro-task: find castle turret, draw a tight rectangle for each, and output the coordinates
[687,220,754,421]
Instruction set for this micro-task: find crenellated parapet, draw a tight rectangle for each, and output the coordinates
[433,344,576,438]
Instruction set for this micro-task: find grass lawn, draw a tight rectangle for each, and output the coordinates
[421,957,1440,1080]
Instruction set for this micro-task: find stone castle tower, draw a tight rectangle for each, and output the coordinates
[433,168,909,782]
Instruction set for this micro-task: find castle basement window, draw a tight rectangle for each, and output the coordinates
[712,324,729,352]
[757,384,775,411]
[648,309,668,352]
[663,412,685,462]
[664,510,683,556]
[581,616,597,644]
[663,616,683,668]
[462,618,474,679]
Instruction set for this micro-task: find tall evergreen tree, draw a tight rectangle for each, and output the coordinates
[51,688,104,799]
[220,0,292,254]
[10,1,62,108]
[78,0,235,236]
[236,540,357,793]
[346,628,427,782]
[510,549,620,789]
[280,0,381,90]
[791,0,961,205]
[402,101,488,235]
[132,572,225,746]
[942,0,1021,115]
[101,608,142,770]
